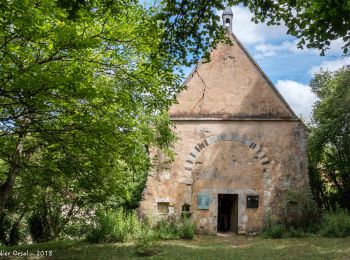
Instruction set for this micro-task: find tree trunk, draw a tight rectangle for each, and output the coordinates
[0,135,25,215]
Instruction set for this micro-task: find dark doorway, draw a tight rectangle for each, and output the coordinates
[217,194,238,233]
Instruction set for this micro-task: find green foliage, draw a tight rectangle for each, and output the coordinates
[135,226,160,257]
[87,209,141,243]
[235,0,350,55]
[262,224,285,239]
[0,212,27,246]
[263,209,350,239]
[320,209,350,238]
[2,236,350,259]
[160,0,350,57]
[153,218,179,240]
[28,208,63,243]
[0,0,179,216]
[281,188,320,229]
[87,211,195,248]
[178,217,196,240]
[1,0,346,244]
[286,227,308,238]
[308,66,350,211]
[61,220,91,240]
[262,223,317,239]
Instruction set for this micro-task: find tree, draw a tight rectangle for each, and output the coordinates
[237,0,350,55]
[0,0,181,215]
[308,66,350,211]
[160,0,350,56]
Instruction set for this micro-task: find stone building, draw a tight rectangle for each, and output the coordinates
[139,7,310,234]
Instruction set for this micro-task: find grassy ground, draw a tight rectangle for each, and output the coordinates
[1,235,350,259]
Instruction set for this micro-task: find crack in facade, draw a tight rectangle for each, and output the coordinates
[139,7,310,234]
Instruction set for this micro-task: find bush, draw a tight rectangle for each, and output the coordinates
[281,189,320,229]
[62,218,91,239]
[28,212,61,243]
[0,213,26,246]
[320,209,350,237]
[287,227,307,238]
[135,226,160,257]
[178,217,195,240]
[153,218,179,240]
[262,224,285,239]
[87,209,141,243]
[28,206,63,243]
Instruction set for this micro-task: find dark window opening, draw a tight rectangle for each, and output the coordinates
[181,203,191,218]
[225,18,231,28]
[182,203,190,212]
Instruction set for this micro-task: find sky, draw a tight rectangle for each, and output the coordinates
[200,6,350,121]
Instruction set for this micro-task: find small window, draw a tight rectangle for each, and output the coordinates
[225,18,230,24]
[181,203,191,218]
[182,203,190,212]
[157,202,169,214]
[247,196,259,208]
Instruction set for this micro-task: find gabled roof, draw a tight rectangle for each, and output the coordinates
[170,32,302,123]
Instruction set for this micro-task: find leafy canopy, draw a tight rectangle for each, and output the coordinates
[0,0,180,215]
[308,66,350,210]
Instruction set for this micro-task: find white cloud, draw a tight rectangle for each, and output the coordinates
[310,57,350,75]
[254,39,345,59]
[276,80,317,120]
[254,40,319,58]
[225,6,345,57]
[219,6,288,45]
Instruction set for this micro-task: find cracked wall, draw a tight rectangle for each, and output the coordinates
[139,32,310,234]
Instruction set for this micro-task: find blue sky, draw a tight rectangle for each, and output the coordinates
[204,6,350,121]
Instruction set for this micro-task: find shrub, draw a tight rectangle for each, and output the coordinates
[178,217,195,240]
[87,209,141,243]
[262,224,285,239]
[28,209,62,243]
[286,227,307,238]
[153,218,179,240]
[281,188,320,229]
[135,226,160,257]
[0,213,27,246]
[320,209,350,237]
[62,218,91,239]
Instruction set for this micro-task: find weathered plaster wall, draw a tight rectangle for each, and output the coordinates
[169,34,295,120]
[139,32,309,234]
[191,141,264,233]
[139,121,309,233]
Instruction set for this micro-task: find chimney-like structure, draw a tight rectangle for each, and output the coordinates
[222,6,233,32]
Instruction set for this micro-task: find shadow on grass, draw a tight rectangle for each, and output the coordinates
[1,236,350,259]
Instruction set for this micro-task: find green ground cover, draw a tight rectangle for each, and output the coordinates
[1,235,350,259]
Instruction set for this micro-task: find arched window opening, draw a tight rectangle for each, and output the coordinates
[225,18,231,27]
[181,203,191,218]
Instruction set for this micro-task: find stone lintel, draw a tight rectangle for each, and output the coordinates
[155,197,170,203]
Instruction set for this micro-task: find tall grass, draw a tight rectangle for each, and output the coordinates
[178,217,196,239]
[263,209,350,238]
[87,209,141,243]
[320,209,350,237]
